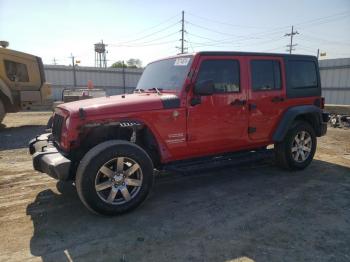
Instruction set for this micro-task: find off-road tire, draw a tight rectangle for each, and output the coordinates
[76,140,154,215]
[275,121,317,170]
[0,99,6,124]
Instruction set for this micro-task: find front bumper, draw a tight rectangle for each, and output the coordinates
[29,133,71,181]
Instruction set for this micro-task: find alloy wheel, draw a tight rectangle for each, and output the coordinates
[291,131,312,163]
[95,157,143,205]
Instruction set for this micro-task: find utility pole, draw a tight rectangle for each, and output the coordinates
[52,58,57,65]
[176,11,187,54]
[317,48,320,59]
[122,60,126,94]
[70,53,77,87]
[181,10,185,54]
[285,26,299,54]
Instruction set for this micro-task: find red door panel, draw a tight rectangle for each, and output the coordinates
[187,56,249,156]
[247,56,287,142]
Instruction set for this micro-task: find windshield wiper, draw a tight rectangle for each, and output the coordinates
[147,87,162,95]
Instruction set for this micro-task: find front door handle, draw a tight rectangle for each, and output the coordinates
[230,99,246,106]
[271,96,285,102]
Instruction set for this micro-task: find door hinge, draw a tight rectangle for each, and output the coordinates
[248,127,256,133]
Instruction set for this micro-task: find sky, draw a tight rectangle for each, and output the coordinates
[1,0,349,67]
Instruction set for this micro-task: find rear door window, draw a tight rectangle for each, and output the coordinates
[288,61,317,89]
[251,60,281,91]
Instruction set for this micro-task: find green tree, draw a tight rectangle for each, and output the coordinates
[110,61,127,68]
[126,58,142,68]
[110,59,142,69]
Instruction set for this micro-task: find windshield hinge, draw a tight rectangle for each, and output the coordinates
[130,127,137,143]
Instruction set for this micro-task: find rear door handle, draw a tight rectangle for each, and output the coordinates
[230,99,246,106]
[271,96,285,102]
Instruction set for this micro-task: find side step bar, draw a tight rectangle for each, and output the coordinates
[161,149,274,175]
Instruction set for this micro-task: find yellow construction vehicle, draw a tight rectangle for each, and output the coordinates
[0,41,51,123]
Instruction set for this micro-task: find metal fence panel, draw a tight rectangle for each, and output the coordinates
[44,65,143,100]
[319,58,350,105]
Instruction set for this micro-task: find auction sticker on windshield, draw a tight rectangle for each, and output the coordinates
[174,57,190,66]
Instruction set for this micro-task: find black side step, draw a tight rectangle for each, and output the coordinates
[161,149,274,175]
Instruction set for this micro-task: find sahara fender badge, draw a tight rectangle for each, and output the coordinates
[165,132,185,144]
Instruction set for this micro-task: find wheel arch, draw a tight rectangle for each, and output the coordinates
[273,105,323,142]
[77,120,162,167]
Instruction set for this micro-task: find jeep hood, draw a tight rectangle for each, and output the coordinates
[57,93,180,117]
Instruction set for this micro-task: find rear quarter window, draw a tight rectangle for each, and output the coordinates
[286,58,321,98]
[289,61,317,89]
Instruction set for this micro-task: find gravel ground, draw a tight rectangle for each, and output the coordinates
[0,112,349,262]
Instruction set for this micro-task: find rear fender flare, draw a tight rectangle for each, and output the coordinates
[273,105,322,142]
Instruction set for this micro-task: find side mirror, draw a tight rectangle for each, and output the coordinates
[194,79,215,96]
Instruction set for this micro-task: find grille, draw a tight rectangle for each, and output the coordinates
[52,114,64,142]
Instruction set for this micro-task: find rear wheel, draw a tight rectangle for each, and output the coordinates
[0,100,5,124]
[76,140,154,215]
[275,121,316,170]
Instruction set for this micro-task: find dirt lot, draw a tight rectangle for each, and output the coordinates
[0,112,350,262]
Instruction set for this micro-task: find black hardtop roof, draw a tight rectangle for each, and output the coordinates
[197,51,317,60]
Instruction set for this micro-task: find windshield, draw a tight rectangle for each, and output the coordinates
[136,56,193,92]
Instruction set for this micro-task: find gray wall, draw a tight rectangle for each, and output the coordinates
[44,65,143,100]
[319,58,350,105]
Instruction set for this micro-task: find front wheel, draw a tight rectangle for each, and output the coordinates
[76,140,154,215]
[275,121,317,170]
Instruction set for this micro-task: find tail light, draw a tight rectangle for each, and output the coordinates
[321,97,325,109]
[314,97,325,109]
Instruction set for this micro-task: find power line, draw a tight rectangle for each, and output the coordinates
[115,40,179,48]
[186,21,250,38]
[115,31,179,47]
[186,20,290,44]
[285,26,299,54]
[295,11,350,28]
[187,10,349,43]
[301,34,350,46]
[106,10,349,57]
[114,20,181,45]
[188,35,285,49]
[116,13,181,40]
[187,11,290,30]
[187,31,286,46]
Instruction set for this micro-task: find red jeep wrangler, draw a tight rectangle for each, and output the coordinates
[29,52,328,215]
